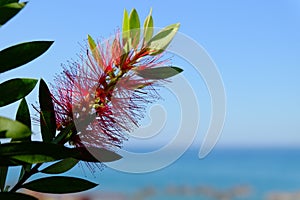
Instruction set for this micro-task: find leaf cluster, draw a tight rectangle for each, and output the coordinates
[0,1,120,197]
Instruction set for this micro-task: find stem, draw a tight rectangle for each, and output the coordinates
[9,163,42,192]
[9,124,75,192]
[105,69,126,93]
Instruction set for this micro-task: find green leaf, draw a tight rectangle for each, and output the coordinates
[15,99,32,179]
[52,122,74,144]
[129,8,140,48]
[12,155,58,164]
[0,116,31,139]
[39,79,56,142]
[22,176,98,194]
[147,23,180,55]
[41,158,79,174]
[73,147,122,162]
[87,34,96,50]
[0,78,38,107]
[15,99,31,129]
[136,66,183,79]
[143,8,154,43]
[0,167,8,192]
[0,157,27,166]
[0,142,73,165]
[0,2,26,26]
[122,9,130,42]
[0,192,38,200]
[0,41,54,73]
[13,98,31,142]
[0,141,117,165]
[0,0,19,7]
[87,34,102,68]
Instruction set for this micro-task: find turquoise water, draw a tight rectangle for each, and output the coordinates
[74,148,300,200]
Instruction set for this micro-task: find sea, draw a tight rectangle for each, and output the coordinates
[70,148,300,200]
[8,147,300,200]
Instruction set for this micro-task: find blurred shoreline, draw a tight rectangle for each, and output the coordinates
[25,184,252,200]
[25,185,300,200]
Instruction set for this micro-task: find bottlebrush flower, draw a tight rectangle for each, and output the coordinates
[51,9,182,152]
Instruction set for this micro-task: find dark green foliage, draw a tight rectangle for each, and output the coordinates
[22,176,98,194]
[0,192,38,200]
[0,78,37,107]
[136,66,183,79]
[0,41,53,73]
[0,2,27,26]
[39,79,56,142]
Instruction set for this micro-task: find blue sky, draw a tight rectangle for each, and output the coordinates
[1,0,300,149]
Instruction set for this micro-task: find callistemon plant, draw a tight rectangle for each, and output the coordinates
[52,9,182,151]
[0,7,182,199]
